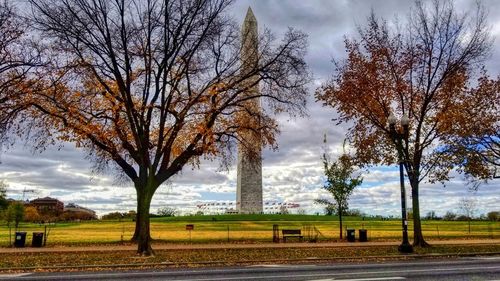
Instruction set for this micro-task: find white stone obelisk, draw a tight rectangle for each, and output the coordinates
[236,7,263,214]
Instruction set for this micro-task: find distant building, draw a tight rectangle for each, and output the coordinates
[29,197,64,215]
[225,208,238,214]
[64,203,97,219]
[4,198,30,207]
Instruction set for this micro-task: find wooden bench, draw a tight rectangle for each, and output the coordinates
[282,229,303,242]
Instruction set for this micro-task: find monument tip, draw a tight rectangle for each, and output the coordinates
[244,7,257,23]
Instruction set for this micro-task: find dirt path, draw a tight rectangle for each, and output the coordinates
[1,239,499,253]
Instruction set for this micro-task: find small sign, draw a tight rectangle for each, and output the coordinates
[186,224,194,230]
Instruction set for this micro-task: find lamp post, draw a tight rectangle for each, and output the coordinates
[388,113,413,253]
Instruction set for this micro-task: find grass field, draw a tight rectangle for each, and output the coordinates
[1,214,498,246]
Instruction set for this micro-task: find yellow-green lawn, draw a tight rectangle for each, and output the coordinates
[1,214,498,246]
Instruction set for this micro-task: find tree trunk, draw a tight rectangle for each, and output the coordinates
[131,202,151,242]
[131,180,154,243]
[339,208,343,240]
[131,218,139,242]
[135,182,156,256]
[410,180,429,247]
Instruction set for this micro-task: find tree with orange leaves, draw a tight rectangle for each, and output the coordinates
[317,1,498,247]
[17,0,309,256]
[24,206,41,223]
[441,76,500,181]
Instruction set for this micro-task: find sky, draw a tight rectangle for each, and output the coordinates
[1,0,499,217]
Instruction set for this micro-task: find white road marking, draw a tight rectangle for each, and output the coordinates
[332,277,406,281]
[248,264,289,268]
[248,264,318,269]
[309,277,406,281]
[0,273,31,279]
[470,257,500,260]
[177,273,404,281]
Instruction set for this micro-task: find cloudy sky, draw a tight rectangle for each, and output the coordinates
[1,0,499,217]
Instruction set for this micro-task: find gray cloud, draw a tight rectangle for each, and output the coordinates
[1,0,498,217]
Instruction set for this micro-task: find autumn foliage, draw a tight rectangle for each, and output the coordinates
[317,1,498,246]
[3,0,310,255]
[23,206,41,222]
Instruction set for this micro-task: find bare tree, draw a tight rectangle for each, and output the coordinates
[21,0,309,255]
[0,180,7,210]
[157,207,178,217]
[459,197,477,234]
[0,1,40,138]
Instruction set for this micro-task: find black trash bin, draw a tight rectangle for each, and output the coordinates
[32,232,44,247]
[346,229,355,242]
[14,231,27,248]
[359,229,368,242]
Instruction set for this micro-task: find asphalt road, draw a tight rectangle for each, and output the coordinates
[2,256,499,281]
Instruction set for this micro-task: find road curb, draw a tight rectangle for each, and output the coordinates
[1,252,499,272]
[2,239,500,253]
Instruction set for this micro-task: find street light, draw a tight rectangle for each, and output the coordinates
[388,112,413,253]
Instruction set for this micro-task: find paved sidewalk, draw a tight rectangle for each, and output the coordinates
[1,239,499,253]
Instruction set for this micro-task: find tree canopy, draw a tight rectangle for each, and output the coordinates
[317,0,497,246]
[4,0,310,255]
[4,201,24,229]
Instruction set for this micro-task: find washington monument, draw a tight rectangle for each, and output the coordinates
[236,7,263,214]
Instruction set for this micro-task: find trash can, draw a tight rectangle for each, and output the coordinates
[359,229,368,242]
[14,231,27,248]
[32,232,44,247]
[346,229,355,242]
